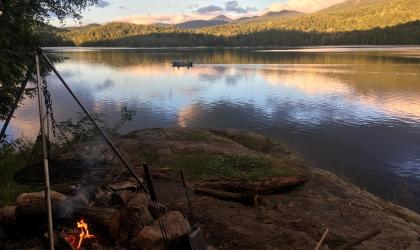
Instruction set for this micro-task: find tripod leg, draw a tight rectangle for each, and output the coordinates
[35,54,55,250]
[0,65,34,142]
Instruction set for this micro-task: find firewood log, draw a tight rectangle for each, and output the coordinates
[76,207,122,240]
[196,175,308,195]
[12,191,121,239]
[0,206,17,226]
[195,187,258,205]
[15,191,67,221]
[258,176,308,195]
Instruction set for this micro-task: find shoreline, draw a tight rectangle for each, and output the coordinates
[42,45,420,51]
[2,127,420,248]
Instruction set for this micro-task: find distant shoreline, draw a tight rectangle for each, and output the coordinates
[43,45,420,50]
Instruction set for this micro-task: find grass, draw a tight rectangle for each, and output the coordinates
[125,129,304,181]
[208,129,273,152]
[0,150,39,207]
[0,128,303,207]
[163,152,299,181]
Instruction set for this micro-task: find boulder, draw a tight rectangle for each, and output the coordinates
[130,211,190,250]
[111,190,132,206]
[118,193,154,242]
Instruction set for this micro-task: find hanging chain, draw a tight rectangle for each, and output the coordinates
[41,77,58,137]
[40,77,80,159]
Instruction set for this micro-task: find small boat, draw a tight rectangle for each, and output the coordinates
[172,60,193,68]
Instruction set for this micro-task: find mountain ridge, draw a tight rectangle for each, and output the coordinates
[175,15,233,29]
[211,15,233,22]
[42,0,420,46]
[233,10,304,24]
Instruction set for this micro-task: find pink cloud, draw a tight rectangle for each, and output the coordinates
[113,13,221,25]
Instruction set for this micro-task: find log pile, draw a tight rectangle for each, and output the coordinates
[0,178,190,250]
[0,172,308,248]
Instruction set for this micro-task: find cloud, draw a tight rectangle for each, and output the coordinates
[194,1,257,15]
[96,0,110,8]
[225,1,257,14]
[195,5,224,14]
[188,4,199,9]
[113,1,259,25]
[267,0,344,13]
[114,13,213,25]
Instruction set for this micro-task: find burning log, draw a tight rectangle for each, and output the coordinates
[2,191,122,240]
[196,175,308,195]
[76,207,122,240]
[59,218,96,250]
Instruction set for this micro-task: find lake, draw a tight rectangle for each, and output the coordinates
[3,46,420,210]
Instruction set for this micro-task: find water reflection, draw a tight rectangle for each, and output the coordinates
[4,47,420,210]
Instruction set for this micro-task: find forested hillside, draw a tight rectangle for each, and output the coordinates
[42,0,420,47]
[232,10,303,24]
[202,0,420,35]
[319,0,394,13]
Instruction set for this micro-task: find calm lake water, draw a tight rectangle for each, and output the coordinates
[4,46,420,210]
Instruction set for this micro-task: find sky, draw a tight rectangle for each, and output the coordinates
[51,0,346,26]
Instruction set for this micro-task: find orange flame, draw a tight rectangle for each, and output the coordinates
[76,218,95,249]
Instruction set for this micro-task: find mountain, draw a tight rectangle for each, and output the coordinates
[233,10,303,24]
[211,15,233,22]
[176,20,228,29]
[176,11,302,29]
[203,0,420,33]
[176,15,233,29]
[152,23,172,28]
[63,23,101,31]
[44,0,420,46]
[234,16,258,22]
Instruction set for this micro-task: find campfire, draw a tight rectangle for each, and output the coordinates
[62,218,95,250]
[0,175,194,249]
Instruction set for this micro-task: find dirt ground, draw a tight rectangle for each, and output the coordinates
[97,128,420,249]
[154,168,420,249]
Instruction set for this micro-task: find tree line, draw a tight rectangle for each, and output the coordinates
[41,0,420,47]
[42,20,420,47]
